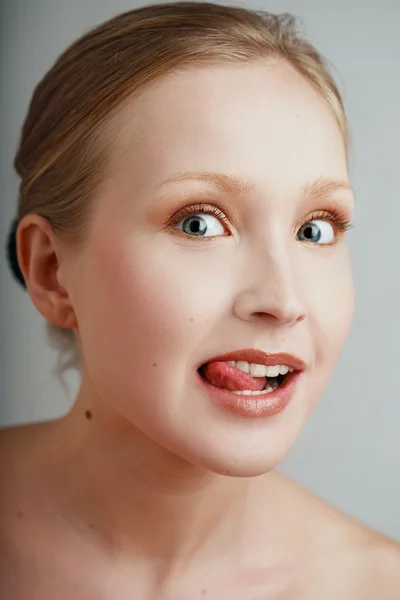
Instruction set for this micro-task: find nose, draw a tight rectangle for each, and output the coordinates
[233,242,306,327]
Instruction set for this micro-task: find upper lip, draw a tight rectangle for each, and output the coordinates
[202,349,306,371]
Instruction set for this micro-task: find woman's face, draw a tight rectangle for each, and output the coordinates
[67,61,354,476]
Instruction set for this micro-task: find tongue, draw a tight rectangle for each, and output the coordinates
[202,361,266,391]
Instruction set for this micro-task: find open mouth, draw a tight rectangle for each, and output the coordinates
[198,360,294,396]
[197,350,305,417]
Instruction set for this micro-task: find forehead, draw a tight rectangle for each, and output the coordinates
[105,60,348,196]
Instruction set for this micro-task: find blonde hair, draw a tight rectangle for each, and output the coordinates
[14,1,349,375]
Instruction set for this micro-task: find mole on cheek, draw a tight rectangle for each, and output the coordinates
[17,510,24,519]
[85,410,93,420]
[153,363,157,367]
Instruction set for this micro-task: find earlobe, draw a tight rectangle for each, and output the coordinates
[62,305,78,330]
[17,214,77,330]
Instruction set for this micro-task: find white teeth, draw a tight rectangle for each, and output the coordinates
[236,360,250,373]
[265,365,280,378]
[230,382,279,395]
[226,361,293,377]
[227,360,294,377]
[249,363,267,377]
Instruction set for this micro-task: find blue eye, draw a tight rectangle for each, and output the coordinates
[178,213,226,237]
[169,205,351,243]
[297,219,335,244]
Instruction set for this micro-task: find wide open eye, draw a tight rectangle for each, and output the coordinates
[177,213,225,237]
[297,219,335,244]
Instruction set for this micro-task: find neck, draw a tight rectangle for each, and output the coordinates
[43,385,265,576]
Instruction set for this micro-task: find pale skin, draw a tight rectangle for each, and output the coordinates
[1,60,400,599]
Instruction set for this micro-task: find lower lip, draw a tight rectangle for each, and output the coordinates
[197,370,303,418]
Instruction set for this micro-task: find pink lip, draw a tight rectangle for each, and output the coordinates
[201,349,306,371]
[197,348,306,418]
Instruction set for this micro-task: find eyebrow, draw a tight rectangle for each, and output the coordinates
[157,171,354,201]
[303,176,354,201]
[158,171,255,195]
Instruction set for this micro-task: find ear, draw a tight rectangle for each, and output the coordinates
[16,214,77,329]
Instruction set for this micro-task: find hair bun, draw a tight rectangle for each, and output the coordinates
[6,218,27,289]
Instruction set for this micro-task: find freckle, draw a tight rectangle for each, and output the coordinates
[17,510,24,519]
[88,523,95,529]
[85,410,93,420]
[201,589,206,595]
[190,318,194,322]
[153,363,157,367]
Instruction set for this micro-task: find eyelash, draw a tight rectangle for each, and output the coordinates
[164,203,230,232]
[299,209,354,238]
[164,203,353,242]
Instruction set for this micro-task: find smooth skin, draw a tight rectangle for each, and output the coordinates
[1,60,400,599]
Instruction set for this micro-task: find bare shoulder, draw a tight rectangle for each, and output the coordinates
[309,534,400,600]
[0,422,83,599]
[0,423,47,530]
[272,472,400,598]
[0,420,65,540]
[0,421,53,485]
[325,530,400,599]
[361,535,400,596]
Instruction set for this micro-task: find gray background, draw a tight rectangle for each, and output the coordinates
[1,0,399,540]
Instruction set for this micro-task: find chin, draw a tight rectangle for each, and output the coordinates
[167,395,312,478]
[200,456,285,478]
[165,432,297,478]
[94,370,313,478]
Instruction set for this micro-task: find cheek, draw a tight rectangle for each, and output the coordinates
[309,247,354,363]
[74,235,234,404]
[105,240,230,345]
[294,249,353,419]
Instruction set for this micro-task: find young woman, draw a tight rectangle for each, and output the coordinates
[1,2,399,598]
